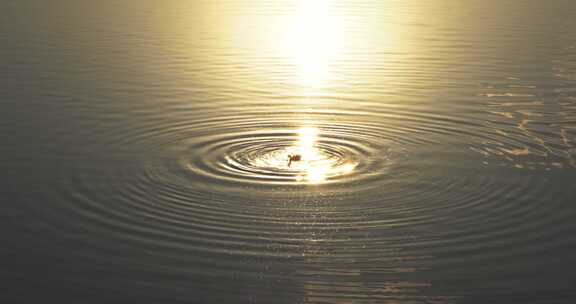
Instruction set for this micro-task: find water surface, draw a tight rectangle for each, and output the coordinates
[1,0,576,303]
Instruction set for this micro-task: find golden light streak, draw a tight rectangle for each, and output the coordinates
[289,127,356,183]
[283,0,344,88]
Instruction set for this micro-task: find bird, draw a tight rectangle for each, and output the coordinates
[287,154,302,167]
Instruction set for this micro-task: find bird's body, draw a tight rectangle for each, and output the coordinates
[287,154,302,167]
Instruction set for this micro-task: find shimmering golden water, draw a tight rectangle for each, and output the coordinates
[1,0,575,303]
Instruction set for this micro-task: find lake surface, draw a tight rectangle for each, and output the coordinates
[1,0,576,303]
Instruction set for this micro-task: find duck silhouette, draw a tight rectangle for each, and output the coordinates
[287,154,302,167]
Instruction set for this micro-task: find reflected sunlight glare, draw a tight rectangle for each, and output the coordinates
[290,127,356,183]
[284,0,344,88]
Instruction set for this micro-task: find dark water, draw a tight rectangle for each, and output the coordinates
[2,0,576,303]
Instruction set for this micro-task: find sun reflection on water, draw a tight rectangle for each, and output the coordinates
[284,0,344,88]
[289,127,356,183]
[250,127,356,184]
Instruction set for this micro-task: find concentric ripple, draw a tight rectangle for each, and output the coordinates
[3,0,576,302]
[186,126,374,185]
[31,95,576,303]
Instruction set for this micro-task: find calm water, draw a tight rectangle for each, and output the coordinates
[1,0,576,303]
